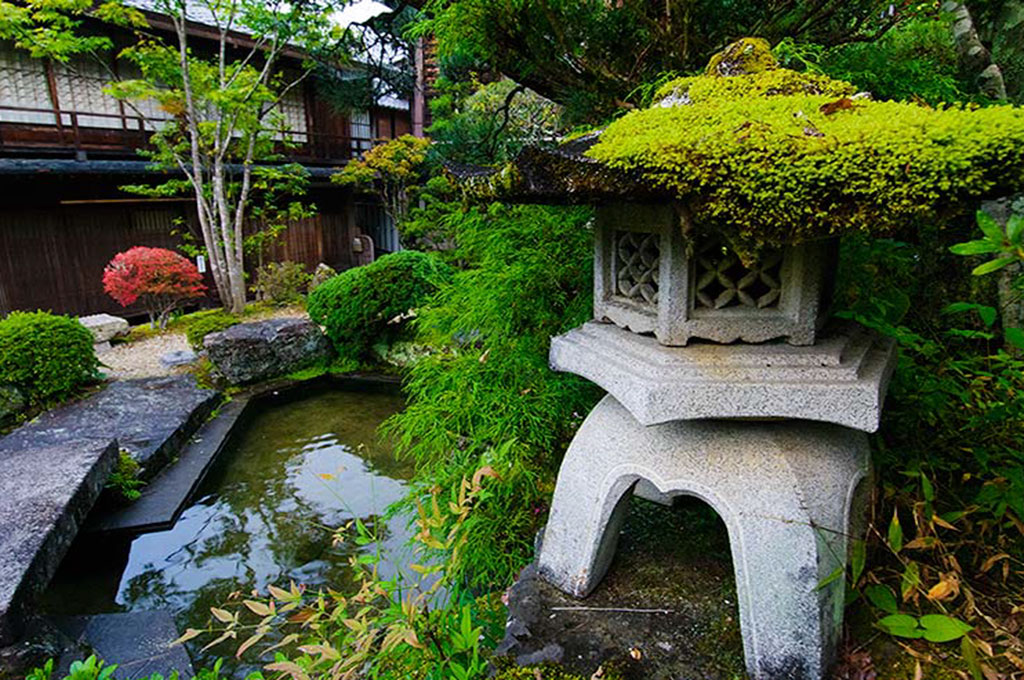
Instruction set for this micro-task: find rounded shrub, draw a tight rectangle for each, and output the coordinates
[0,311,98,403]
[307,250,454,359]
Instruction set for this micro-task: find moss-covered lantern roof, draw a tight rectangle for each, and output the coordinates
[455,38,1024,257]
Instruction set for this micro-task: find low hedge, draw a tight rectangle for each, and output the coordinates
[0,311,98,403]
[307,251,454,359]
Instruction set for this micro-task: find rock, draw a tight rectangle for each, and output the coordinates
[0,384,26,425]
[159,349,197,368]
[52,611,194,679]
[371,340,430,368]
[77,314,129,344]
[0,376,219,645]
[204,318,331,384]
[308,263,337,293]
[0,441,119,645]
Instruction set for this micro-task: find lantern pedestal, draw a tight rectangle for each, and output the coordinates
[537,395,872,680]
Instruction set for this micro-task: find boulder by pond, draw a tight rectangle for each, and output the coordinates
[204,317,331,384]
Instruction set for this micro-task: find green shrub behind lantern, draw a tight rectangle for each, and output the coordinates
[308,251,454,360]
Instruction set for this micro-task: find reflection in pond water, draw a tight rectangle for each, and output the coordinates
[45,389,411,673]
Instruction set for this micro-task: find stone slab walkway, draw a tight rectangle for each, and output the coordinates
[0,376,219,646]
[0,441,118,646]
[89,397,249,535]
[0,377,220,476]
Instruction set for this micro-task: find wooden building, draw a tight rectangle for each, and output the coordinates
[0,8,414,319]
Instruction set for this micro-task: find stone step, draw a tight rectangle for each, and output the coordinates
[53,611,193,680]
[87,397,249,535]
[0,376,220,645]
[0,441,118,646]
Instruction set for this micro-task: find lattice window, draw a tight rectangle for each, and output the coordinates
[0,42,56,124]
[350,109,373,155]
[614,230,660,306]
[694,237,782,310]
[53,55,123,129]
[273,85,308,142]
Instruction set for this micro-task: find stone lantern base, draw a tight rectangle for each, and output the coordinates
[537,395,871,680]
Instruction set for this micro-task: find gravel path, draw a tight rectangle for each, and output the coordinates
[101,332,192,380]
[101,306,309,381]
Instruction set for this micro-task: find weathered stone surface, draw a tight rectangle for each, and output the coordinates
[0,376,219,476]
[0,377,219,646]
[53,611,193,680]
[549,320,896,433]
[308,262,337,292]
[0,440,119,645]
[159,349,197,368]
[204,317,331,384]
[592,203,834,346]
[0,384,26,425]
[77,314,129,344]
[0,615,83,677]
[536,394,871,680]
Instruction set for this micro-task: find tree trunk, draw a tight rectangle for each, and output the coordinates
[949,4,1021,351]
[943,1,1008,99]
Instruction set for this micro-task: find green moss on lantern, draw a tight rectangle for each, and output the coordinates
[653,68,856,105]
[588,70,1024,259]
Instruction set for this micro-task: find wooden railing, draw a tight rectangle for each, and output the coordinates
[0,104,377,163]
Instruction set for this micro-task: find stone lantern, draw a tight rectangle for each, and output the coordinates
[461,157,896,680]
[539,201,895,679]
[455,35,1024,678]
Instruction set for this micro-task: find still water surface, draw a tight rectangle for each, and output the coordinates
[46,389,411,672]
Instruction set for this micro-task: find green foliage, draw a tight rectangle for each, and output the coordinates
[416,0,900,123]
[877,613,973,642]
[428,79,563,166]
[589,63,1024,258]
[951,210,1024,276]
[0,0,145,62]
[385,203,599,588]
[253,261,311,306]
[332,135,432,225]
[776,16,965,104]
[307,251,454,361]
[0,311,98,404]
[185,311,241,351]
[27,655,234,680]
[189,467,506,679]
[106,450,145,503]
[834,226,1024,674]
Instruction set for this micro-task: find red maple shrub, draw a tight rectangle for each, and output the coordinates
[103,246,206,328]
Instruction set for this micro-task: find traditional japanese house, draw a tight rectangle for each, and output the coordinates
[0,3,424,318]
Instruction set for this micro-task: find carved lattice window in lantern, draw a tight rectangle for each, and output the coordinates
[594,204,833,346]
[694,237,782,310]
[615,231,660,307]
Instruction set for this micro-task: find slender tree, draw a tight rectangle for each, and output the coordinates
[1,0,347,313]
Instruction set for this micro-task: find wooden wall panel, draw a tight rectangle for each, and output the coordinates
[0,200,369,317]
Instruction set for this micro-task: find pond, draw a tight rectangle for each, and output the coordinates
[44,388,413,673]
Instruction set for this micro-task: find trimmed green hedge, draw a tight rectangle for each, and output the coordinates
[0,311,98,403]
[307,251,454,360]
